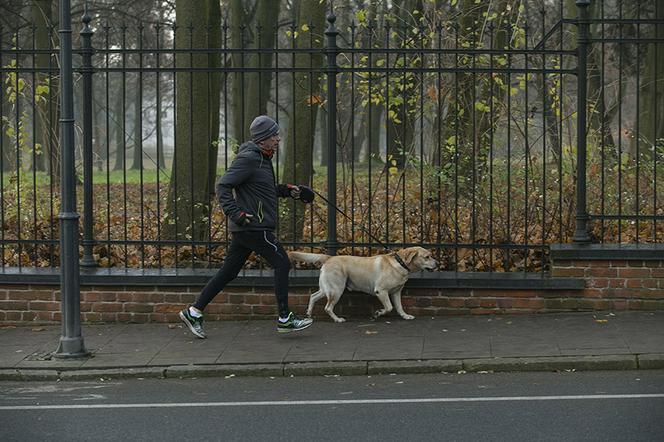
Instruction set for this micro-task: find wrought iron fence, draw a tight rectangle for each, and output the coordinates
[0,0,662,273]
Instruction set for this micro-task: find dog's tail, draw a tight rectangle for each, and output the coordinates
[288,251,331,265]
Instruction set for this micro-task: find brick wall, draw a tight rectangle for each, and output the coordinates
[1,244,662,323]
[1,279,662,324]
[552,259,664,310]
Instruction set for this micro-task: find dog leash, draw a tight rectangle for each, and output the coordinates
[310,189,411,272]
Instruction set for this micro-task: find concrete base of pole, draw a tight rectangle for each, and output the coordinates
[54,337,90,359]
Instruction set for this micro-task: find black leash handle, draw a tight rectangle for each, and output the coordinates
[311,189,391,252]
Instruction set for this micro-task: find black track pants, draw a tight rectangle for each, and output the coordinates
[193,230,291,318]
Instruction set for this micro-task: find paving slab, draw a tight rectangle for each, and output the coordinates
[80,353,157,368]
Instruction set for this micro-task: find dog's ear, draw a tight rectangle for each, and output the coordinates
[401,247,419,266]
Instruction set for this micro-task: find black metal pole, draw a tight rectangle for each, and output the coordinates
[325,11,338,255]
[55,0,88,358]
[80,6,96,267]
[573,0,591,243]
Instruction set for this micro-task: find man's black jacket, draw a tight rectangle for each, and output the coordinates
[216,141,291,232]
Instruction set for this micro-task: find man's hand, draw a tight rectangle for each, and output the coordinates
[286,184,301,200]
[298,185,315,203]
[232,211,254,226]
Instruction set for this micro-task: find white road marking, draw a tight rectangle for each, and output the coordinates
[1,394,663,410]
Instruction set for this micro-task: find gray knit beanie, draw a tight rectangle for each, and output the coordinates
[250,115,279,143]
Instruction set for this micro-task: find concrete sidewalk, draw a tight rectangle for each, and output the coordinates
[1,312,663,380]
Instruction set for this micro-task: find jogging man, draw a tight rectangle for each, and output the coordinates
[179,115,314,338]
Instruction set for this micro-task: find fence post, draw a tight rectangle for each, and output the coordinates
[325,11,339,255]
[54,0,89,358]
[80,7,96,267]
[573,0,591,243]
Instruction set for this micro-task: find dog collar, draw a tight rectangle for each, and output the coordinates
[392,253,410,272]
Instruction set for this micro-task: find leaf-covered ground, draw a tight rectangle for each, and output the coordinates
[1,161,662,271]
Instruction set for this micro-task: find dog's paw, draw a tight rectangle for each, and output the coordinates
[334,317,346,323]
[401,314,415,320]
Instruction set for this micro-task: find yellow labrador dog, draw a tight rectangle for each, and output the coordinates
[288,247,437,323]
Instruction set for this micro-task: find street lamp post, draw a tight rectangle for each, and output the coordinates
[54,0,89,358]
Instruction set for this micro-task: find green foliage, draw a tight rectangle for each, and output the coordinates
[2,52,52,170]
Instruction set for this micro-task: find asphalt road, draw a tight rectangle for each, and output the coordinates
[1,370,663,441]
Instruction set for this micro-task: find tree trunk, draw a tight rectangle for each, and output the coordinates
[230,0,246,144]
[93,98,104,172]
[156,7,167,170]
[1,95,14,172]
[439,0,508,192]
[244,1,279,128]
[385,0,422,170]
[112,84,125,171]
[358,0,385,164]
[367,104,382,162]
[156,86,165,168]
[207,0,222,195]
[281,0,326,243]
[639,0,664,156]
[229,0,279,147]
[584,0,618,163]
[165,0,216,242]
[130,73,142,170]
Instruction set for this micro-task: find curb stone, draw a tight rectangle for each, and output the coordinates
[462,355,638,372]
[283,361,367,376]
[165,364,283,378]
[637,354,664,369]
[0,369,60,381]
[368,360,463,375]
[57,367,166,381]
[2,354,662,381]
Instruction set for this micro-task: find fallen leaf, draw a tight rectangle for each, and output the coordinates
[365,330,378,335]
[594,319,608,324]
[31,327,45,332]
